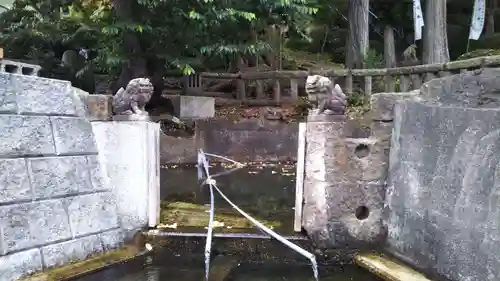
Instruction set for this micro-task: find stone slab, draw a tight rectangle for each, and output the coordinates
[325,181,386,246]
[27,156,93,199]
[419,68,500,108]
[0,200,71,254]
[355,254,432,281]
[370,91,420,121]
[87,155,110,191]
[0,249,43,281]
[50,116,97,155]
[167,95,215,119]
[99,229,125,251]
[41,235,103,268]
[0,115,55,157]
[10,74,79,116]
[0,158,31,204]
[112,114,150,121]
[386,98,500,281]
[64,193,119,237]
[328,137,388,184]
[92,121,160,230]
[0,73,15,113]
[302,121,345,248]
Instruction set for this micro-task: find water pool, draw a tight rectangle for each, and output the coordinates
[71,250,382,281]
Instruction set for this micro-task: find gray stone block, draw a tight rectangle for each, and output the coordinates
[27,156,94,199]
[64,193,119,237]
[386,94,500,281]
[0,159,31,204]
[370,121,392,145]
[370,91,420,121]
[0,249,43,281]
[87,155,110,191]
[50,116,97,155]
[99,229,125,250]
[0,73,15,114]
[333,137,388,184]
[167,95,215,119]
[10,74,79,116]
[324,181,386,247]
[420,68,500,108]
[41,235,103,268]
[0,115,55,157]
[0,200,71,254]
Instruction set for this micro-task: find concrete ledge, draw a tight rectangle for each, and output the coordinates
[18,246,143,281]
[355,253,432,281]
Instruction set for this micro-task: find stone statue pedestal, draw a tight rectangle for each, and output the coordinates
[306,112,346,123]
[113,114,151,121]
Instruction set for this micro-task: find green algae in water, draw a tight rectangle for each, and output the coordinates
[20,247,142,281]
[160,201,282,230]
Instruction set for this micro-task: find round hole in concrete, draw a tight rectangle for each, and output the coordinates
[354,143,370,158]
[355,206,370,220]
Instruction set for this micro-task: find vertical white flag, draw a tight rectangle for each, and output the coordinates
[413,0,425,41]
[469,0,486,40]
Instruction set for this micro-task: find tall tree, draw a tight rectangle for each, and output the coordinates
[487,0,496,35]
[422,0,449,64]
[346,0,369,68]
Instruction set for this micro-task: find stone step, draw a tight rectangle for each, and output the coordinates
[355,253,433,281]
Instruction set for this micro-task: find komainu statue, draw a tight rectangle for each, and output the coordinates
[305,75,346,115]
[112,77,154,120]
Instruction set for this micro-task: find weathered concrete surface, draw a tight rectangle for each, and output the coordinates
[92,121,161,232]
[167,95,215,119]
[0,73,122,281]
[385,69,500,281]
[302,121,386,248]
[160,118,371,164]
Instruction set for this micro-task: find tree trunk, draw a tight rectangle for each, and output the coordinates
[112,0,147,94]
[384,25,396,68]
[422,0,449,64]
[346,0,370,68]
[487,0,496,35]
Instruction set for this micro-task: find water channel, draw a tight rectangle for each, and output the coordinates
[72,161,382,281]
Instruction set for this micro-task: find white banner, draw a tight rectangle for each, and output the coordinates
[469,0,486,40]
[413,0,424,41]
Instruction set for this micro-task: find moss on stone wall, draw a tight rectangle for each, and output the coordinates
[19,247,142,281]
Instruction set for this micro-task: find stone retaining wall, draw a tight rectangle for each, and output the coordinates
[0,74,122,281]
[379,69,500,281]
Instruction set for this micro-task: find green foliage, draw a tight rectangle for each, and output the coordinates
[362,48,383,68]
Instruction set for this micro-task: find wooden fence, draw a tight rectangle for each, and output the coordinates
[168,55,500,106]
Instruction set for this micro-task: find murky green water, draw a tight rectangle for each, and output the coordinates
[88,161,381,281]
[160,162,297,233]
[72,251,382,281]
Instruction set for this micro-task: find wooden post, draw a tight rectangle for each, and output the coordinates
[294,122,307,232]
[384,25,396,92]
[290,79,299,100]
[364,76,372,96]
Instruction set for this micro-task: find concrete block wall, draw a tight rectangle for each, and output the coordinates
[0,73,122,281]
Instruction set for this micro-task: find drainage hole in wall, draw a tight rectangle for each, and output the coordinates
[355,206,369,220]
[354,143,370,158]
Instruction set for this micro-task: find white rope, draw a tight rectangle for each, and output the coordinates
[197,150,319,281]
[198,150,215,281]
